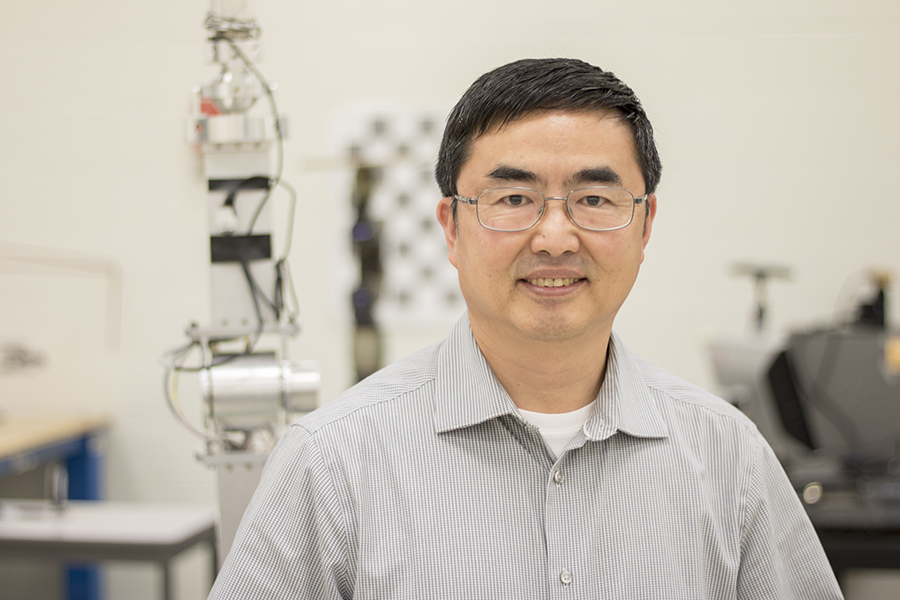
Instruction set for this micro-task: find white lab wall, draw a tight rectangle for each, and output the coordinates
[1,1,899,598]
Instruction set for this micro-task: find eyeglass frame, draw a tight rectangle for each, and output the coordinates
[452,186,649,233]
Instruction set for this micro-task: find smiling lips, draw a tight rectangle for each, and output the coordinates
[526,277,581,288]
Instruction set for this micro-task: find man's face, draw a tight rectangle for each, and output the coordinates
[437,109,656,348]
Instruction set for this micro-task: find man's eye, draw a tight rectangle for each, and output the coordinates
[581,195,607,207]
[502,194,530,207]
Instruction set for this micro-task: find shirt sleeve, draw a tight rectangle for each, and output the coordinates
[736,434,844,599]
[208,425,352,600]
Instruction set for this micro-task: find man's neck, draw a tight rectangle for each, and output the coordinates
[471,321,611,414]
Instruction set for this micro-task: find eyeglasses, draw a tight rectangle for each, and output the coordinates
[454,187,648,232]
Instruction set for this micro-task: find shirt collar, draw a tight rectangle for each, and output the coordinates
[586,332,669,441]
[433,315,668,441]
[434,315,519,433]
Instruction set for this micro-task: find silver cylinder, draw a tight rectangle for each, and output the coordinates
[200,352,319,429]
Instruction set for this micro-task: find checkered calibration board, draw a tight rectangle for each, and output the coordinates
[338,106,465,326]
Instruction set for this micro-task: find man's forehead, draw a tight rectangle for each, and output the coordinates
[458,108,643,192]
[479,107,627,137]
[468,109,638,166]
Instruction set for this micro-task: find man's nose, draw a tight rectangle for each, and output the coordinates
[529,198,580,256]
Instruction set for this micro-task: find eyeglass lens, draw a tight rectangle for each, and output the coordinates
[476,188,636,232]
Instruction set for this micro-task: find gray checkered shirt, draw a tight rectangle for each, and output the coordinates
[210,315,842,599]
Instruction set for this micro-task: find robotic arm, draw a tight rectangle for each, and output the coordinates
[164,2,319,561]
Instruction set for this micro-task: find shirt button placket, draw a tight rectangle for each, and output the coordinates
[548,468,572,595]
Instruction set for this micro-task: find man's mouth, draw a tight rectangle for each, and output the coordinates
[526,277,580,288]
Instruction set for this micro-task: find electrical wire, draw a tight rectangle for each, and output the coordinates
[223,43,301,324]
[272,179,300,322]
[162,31,292,368]
[277,178,298,258]
[162,342,216,441]
[214,34,299,320]
[216,35,286,237]
[160,256,269,442]
[239,258,267,333]
[159,330,260,373]
[162,30,302,439]
[275,257,300,322]
[245,267,279,316]
[160,260,267,375]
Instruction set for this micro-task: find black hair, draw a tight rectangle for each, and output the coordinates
[435,58,662,201]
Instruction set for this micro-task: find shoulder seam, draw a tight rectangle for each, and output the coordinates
[640,369,760,438]
[294,372,437,436]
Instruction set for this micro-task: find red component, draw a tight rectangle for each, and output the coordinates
[200,97,222,116]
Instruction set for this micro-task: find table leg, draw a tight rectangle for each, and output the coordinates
[163,561,173,600]
[66,435,105,600]
[210,538,219,585]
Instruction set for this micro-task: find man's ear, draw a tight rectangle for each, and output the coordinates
[437,197,459,269]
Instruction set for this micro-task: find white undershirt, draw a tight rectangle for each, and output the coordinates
[517,400,596,458]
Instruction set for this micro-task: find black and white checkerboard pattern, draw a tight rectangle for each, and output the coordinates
[338,106,465,326]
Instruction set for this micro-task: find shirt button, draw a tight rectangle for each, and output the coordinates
[560,569,573,586]
[553,470,565,485]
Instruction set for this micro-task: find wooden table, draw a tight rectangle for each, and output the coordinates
[0,414,110,599]
[0,414,110,480]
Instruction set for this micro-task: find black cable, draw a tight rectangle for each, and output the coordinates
[277,179,298,258]
[163,334,259,374]
[273,260,285,319]
[215,35,285,237]
[213,35,299,325]
[276,258,300,322]
[242,258,279,317]
[162,257,266,375]
[161,29,300,440]
[239,258,267,334]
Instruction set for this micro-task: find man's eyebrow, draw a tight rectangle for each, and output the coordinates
[486,165,542,185]
[486,165,625,189]
[569,167,623,188]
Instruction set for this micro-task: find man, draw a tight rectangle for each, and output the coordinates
[209,58,842,599]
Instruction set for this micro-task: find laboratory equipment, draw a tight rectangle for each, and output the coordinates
[768,324,900,488]
[163,2,319,562]
[707,262,796,456]
[731,262,792,332]
[711,269,900,501]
